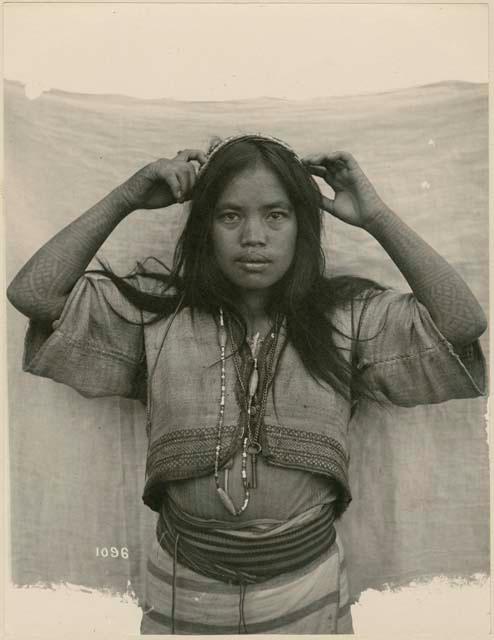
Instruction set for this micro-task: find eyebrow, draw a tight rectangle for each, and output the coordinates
[215,200,293,211]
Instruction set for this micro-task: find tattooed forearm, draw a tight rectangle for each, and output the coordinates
[364,207,487,346]
[7,186,134,323]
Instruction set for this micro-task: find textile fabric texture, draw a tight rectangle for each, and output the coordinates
[140,530,353,634]
[5,79,489,612]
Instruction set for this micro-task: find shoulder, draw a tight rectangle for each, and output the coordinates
[322,275,387,330]
[72,273,144,324]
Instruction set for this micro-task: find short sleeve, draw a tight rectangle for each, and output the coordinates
[23,274,147,400]
[353,288,487,407]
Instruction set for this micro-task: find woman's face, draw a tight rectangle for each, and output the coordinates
[211,163,298,295]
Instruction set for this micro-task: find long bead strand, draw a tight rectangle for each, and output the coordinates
[214,309,251,516]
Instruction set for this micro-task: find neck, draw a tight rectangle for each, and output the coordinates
[238,290,270,335]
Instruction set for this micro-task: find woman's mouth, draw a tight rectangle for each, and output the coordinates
[238,262,269,272]
[235,255,271,272]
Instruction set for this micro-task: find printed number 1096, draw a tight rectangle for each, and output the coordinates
[96,546,129,559]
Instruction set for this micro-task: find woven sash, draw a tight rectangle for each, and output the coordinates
[157,496,337,585]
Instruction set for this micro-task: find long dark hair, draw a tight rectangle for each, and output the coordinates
[91,136,386,402]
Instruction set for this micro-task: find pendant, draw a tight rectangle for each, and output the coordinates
[216,487,238,516]
[247,442,262,489]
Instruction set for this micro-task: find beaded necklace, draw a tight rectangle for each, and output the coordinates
[214,308,280,516]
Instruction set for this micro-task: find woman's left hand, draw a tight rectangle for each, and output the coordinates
[302,151,387,228]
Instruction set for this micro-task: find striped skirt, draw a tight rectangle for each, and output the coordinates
[140,530,353,634]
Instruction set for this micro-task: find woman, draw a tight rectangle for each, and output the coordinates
[7,135,487,634]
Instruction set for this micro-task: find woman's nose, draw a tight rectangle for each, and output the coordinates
[240,216,267,246]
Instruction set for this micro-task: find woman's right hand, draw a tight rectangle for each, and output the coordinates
[119,149,207,211]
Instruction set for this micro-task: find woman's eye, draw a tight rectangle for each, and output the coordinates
[268,210,287,220]
[218,212,239,223]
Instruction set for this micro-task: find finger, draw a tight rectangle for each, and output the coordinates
[177,163,196,198]
[309,165,338,192]
[321,195,349,225]
[324,151,358,171]
[302,153,327,166]
[321,195,335,214]
[155,164,182,202]
[175,170,191,202]
[303,163,340,196]
[302,151,353,167]
[168,172,184,202]
[326,151,353,162]
[185,161,198,183]
[176,148,208,166]
[304,164,329,179]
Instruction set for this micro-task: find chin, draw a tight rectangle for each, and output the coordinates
[234,282,273,293]
[232,274,281,290]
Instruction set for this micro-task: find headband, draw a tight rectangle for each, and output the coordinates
[198,133,303,174]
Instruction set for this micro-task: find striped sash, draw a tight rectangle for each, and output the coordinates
[157,496,337,585]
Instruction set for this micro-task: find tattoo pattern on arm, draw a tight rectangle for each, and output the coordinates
[365,209,486,345]
[8,189,131,323]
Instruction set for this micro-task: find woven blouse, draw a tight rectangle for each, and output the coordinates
[22,273,487,521]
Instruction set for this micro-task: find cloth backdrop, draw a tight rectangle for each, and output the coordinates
[5,79,489,611]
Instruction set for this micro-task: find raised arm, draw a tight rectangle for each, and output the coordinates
[303,151,487,347]
[7,150,206,324]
